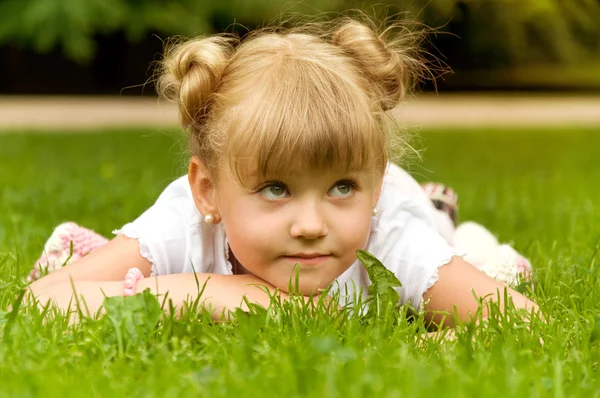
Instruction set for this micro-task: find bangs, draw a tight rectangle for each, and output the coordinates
[223,57,387,186]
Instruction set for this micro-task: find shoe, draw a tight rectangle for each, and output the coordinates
[455,221,533,287]
[479,244,534,286]
[28,222,109,282]
[421,182,458,225]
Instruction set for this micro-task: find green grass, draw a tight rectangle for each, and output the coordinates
[1,126,600,397]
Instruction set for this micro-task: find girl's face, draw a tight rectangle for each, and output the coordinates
[215,165,382,295]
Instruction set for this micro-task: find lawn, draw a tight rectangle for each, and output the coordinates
[1,126,599,397]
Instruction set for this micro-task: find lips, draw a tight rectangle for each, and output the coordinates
[291,253,327,258]
[283,254,332,265]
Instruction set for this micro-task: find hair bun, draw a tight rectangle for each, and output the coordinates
[157,36,234,128]
[332,20,414,111]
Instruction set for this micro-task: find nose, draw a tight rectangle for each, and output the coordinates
[289,201,328,239]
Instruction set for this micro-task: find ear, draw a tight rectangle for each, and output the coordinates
[188,156,221,223]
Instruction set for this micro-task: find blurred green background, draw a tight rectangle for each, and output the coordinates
[1,0,599,94]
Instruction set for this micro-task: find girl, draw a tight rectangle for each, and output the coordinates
[26,17,537,326]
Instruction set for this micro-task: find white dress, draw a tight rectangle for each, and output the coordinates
[114,163,462,310]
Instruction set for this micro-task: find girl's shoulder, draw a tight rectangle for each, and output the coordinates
[156,174,190,198]
[377,163,438,228]
[114,175,232,277]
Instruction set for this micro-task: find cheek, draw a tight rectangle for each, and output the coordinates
[338,220,372,268]
[332,205,373,251]
[219,199,282,265]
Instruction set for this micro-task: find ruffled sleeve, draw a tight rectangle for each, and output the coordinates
[366,163,463,310]
[370,211,462,310]
[113,203,188,276]
[112,176,226,277]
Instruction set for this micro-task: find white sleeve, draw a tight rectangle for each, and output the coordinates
[375,212,462,310]
[370,163,463,310]
[112,176,211,276]
[113,203,188,276]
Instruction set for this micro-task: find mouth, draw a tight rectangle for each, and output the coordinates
[282,254,332,265]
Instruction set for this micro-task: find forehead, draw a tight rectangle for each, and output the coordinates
[224,160,381,189]
[224,121,386,188]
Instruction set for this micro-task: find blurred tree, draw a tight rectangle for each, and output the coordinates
[0,0,128,63]
[0,0,343,63]
[404,0,600,67]
[0,0,598,68]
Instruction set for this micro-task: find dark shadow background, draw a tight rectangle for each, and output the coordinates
[1,0,599,95]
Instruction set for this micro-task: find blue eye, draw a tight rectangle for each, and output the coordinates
[328,180,356,198]
[260,182,289,200]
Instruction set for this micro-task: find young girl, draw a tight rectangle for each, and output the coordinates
[26,17,537,326]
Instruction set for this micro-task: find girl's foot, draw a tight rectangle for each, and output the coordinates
[421,182,459,225]
[478,244,534,287]
[28,222,109,282]
[455,221,533,287]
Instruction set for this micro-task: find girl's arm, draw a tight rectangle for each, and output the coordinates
[423,256,539,327]
[29,273,284,320]
[28,235,152,292]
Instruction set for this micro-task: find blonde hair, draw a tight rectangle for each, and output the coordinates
[156,16,425,185]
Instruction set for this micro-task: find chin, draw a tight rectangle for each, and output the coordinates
[299,279,337,296]
[272,278,328,296]
[265,264,346,296]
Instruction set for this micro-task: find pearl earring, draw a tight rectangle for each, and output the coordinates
[372,208,378,216]
[204,214,215,224]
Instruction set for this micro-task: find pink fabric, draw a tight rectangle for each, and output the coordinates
[28,222,109,282]
[123,267,145,296]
